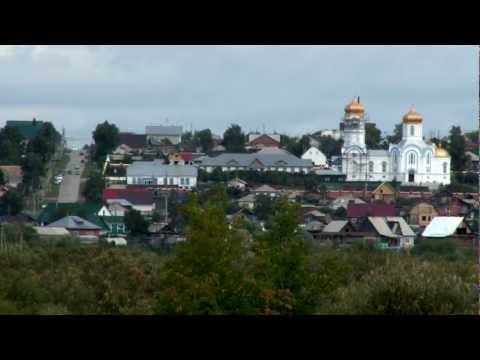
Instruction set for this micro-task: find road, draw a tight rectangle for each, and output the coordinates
[57,150,85,203]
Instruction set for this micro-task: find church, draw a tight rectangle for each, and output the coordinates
[340,97,451,187]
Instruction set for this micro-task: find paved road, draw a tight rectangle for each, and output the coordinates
[57,150,85,203]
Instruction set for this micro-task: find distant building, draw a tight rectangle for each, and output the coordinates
[319,129,341,140]
[248,133,281,149]
[356,217,415,249]
[407,202,438,226]
[347,203,396,222]
[301,147,327,167]
[146,125,182,145]
[126,160,197,189]
[340,97,451,186]
[5,119,45,141]
[422,216,474,241]
[46,216,102,238]
[371,182,396,203]
[198,148,312,174]
[118,132,147,150]
[227,178,248,190]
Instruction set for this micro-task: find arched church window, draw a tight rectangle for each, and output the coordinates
[382,161,387,173]
[408,153,416,166]
[410,125,414,136]
[426,152,431,165]
[368,161,374,173]
[443,162,447,174]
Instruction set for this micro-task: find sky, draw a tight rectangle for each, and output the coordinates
[0,45,477,144]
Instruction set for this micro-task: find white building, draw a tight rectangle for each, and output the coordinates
[146,125,182,145]
[319,129,341,140]
[301,146,327,166]
[340,97,451,187]
[126,160,197,189]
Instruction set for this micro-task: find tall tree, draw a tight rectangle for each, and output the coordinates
[365,123,382,149]
[92,121,120,163]
[223,124,246,152]
[21,153,45,193]
[386,123,402,144]
[317,136,343,160]
[287,135,310,157]
[0,191,24,215]
[124,209,149,236]
[448,126,468,172]
[82,171,105,203]
[194,129,214,153]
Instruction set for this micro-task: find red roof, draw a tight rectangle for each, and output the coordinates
[250,134,280,146]
[178,152,193,162]
[102,186,151,201]
[347,203,396,218]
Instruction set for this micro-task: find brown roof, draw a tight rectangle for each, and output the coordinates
[347,203,396,218]
[118,133,147,149]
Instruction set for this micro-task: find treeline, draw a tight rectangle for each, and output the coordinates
[0,122,61,198]
[0,188,476,315]
[198,169,342,190]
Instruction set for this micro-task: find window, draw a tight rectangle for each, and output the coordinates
[169,177,174,185]
[443,162,448,174]
[180,178,185,185]
[408,153,416,166]
[163,177,167,185]
[382,161,387,173]
[421,216,427,221]
[368,161,374,172]
[410,125,414,136]
[186,177,190,185]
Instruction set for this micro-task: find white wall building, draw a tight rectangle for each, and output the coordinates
[126,160,197,189]
[340,97,451,187]
[301,147,327,166]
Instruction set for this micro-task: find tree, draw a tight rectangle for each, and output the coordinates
[154,189,256,314]
[448,126,468,172]
[21,153,45,193]
[0,191,24,215]
[317,136,343,160]
[253,197,320,314]
[0,170,5,186]
[0,127,24,165]
[82,172,105,203]
[124,209,149,236]
[92,121,120,163]
[253,194,275,221]
[193,129,214,153]
[287,135,311,157]
[223,124,246,152]
[386,123,402,145]
[365,123,382,149]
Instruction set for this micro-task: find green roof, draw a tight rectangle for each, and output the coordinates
[38,202,104,225]
[6,120,45,140]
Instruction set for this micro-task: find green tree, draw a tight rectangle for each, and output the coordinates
[386,123,402,144]
[448,126,468,172]
[253,194,275,221]
[0,191,24,215]
[253,197,320,314]
[223,124,246,152]
[154,189,256,314]
[365,123,382,149]
[21,153,45,193]
[0,127,25,164]
[193,129,214,153]
[124,209,149,236]
[82,171,105,203]
[317,136,343,160]
[0,170,5,186]
[287,135,310,157]
[92,121,120,163]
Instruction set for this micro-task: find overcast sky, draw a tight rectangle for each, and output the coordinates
[0,45,477,142]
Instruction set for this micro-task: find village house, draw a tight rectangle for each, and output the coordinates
[371,182,396,203]
[301,147,327,167]
[104,190,156,216]
[237,194,256,210]
[252,184,281,198]
[168,152,194,165]
[247,133,281,149]
[117,132,147,153]
[198,148,312,174]
[407,201,438,226]
[126,160,198,189]
[227,177,248,190]
[46,216,103,238]
[5,118,45,141]
[422,216,476,248]
[318,220,358,244]
[355,217,416,249]
[329,196,366,211]
[34,226,71,241]
[146,125,183,145]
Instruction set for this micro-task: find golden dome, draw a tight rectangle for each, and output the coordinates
[402,106,423,124]
[344,97,365,114]
[434,144,449,157]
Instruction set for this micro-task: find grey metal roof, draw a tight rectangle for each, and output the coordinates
[46,216,101,230]
[305,221,324,231]
[146,125,182,136]
[314,169,344,176]
[199,152,312,168]
[323,220,349,233]
[127,160,198,177]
